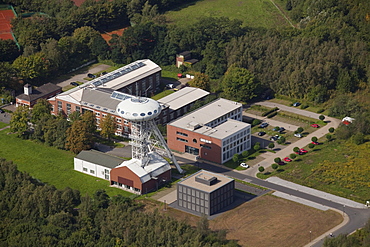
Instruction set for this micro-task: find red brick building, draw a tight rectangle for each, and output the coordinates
[167,98,251,164]
[16,83,62,108]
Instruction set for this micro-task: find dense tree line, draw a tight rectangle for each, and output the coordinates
[0,159,239,246]
[0,0,369,103]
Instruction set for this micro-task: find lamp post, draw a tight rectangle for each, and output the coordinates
[310,230,312,242]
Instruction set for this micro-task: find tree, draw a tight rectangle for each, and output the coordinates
[352,133,365,145]
[268,142,275,150]
[308,143,315,149]
[319,115,325,121]
[329,127,335,133]
[196,214,210,237]
[311,136,318,142]
[293,147,299,153]
[274,157,281,163]
[81,111,96,134]
[297,127,304,133]
[253,142,261,151]
[277,136,286,144]
[31,99,52,123]
[252,119,261,126]
[290,153,296,159]
[66,120,93,154]
[0,39,20,62]
[242,150,249,157]
[232,153,239,162]
[10,105,30,137]
[258,166,265,173]
[222,64,260,102]
[272,163,278,170]
[69,111,81,123]
[188,72,211,91]
[12,52,51,80]
[100,114,116,140]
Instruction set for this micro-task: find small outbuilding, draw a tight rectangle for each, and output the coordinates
[16,83,62,108]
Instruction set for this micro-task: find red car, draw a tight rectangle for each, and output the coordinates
[300,148,308,153]
[311,124,320,128]
[312,141,319,145]
[283,157,292,162]
[277,161,285,165]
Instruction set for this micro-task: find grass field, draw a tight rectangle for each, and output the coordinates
[0,125,134,198]
[165,0,290,29]
[257,138,370,203]
[139,194,342,247]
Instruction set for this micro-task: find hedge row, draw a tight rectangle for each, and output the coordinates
[262,107,279,117]
[267,111,277,118]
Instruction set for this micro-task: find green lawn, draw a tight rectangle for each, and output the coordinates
[0,125,134,198]
[152,90,175,100]
[165,0,290,29]
[257,138,370,203]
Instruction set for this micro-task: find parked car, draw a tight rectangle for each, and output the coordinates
[278,127,285,133]
[295,151,304,155]
[257,131,266,136]
[0,109,4,113]
[166,83,174,89]
[277,161,285,165]
[87,73,96,79]
[101,71,107,75]
[240,163,249,168]
[311,124,320,128]
[70,82,79,86]
[293,102,301,107]
[283,157,292,162]
[312,141,319,145]
[294,133,302,138]
[270,135,280,141]
[273,126,280,131]
[299,148,308,153]
[259,122,268,128]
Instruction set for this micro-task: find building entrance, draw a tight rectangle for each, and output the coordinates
[185,145,199,155]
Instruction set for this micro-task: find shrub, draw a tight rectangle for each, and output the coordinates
[297,127,303,133]
[319,115,325,121]
[232,154,239,162]
[293,147,299,152]
[329,127,335,133]
[352,133,365,145]
[262,107,279,117]
[266,112,277,118]
[290,153,296,159]
[252,119,261,126]
[242,150,249,157]
[272,164,278,170]
[311,136,318,142]
[326,134,332,141]
[258,166,265,172]
[308,143,315,149]
[274,157,281,163]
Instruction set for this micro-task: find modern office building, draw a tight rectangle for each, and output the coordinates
[167,98,251,164]
[177,170,234,216]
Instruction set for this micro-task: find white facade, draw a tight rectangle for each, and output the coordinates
[221,125,251,163]
[74,157,111,180]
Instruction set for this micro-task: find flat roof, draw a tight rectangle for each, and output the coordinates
[178,170,234,193]
[75,150,123,169]
[194,119,250,139]
[157,87,209,111]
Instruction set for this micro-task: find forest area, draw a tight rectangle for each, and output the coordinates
[0,159,238,246]
[0,0,370,245]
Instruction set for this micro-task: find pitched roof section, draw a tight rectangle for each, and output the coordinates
[17,83,61,102]
[115,152,171,183]
[75,150,124,169]
[157,87,209,111]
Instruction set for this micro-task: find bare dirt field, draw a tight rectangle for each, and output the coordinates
[139,193,342,247]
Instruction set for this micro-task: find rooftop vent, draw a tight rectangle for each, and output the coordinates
[195,173,217,186]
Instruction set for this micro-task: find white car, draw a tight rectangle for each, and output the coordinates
[166,83,174,89]
[294,133,302,138]
[240,163,249,168]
